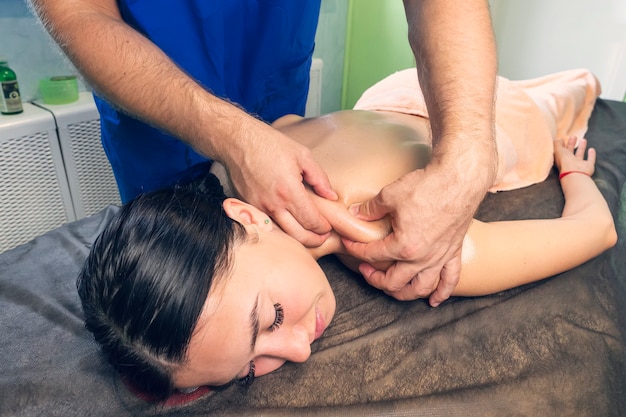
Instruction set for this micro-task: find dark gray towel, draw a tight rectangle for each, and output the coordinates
[1,100,625,417]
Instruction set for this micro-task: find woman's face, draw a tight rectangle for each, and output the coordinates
[173,199,336,389]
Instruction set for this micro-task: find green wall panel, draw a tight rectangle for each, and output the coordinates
[341,0,415,109]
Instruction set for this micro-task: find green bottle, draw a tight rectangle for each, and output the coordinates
[0,57,24,115]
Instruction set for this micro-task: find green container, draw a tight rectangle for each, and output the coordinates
[39,75,79,105]
[0,58,24,115]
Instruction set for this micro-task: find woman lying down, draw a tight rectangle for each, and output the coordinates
[77,69,617,399]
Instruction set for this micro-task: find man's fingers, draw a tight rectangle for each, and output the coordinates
[301,161,338,201]
[384,266,442,301]
[359,255,461,304]
[278,183,333,236]
[273,209,329,248]
[358,263,388,290]
[342,237,395,265]
[428,255,461,307]
[348,194,390,222]
[360,258,440,298]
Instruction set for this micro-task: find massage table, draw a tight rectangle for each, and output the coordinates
[1,98,625,416]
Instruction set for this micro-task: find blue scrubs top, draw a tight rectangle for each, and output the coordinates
[96,0,322,202]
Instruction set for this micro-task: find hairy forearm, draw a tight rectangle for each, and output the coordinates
[30,0,253,163]
[403,0,497,186]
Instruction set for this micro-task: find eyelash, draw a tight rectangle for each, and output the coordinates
[238,303,283,386]
[238,361,255,386]
[269,303,284,332]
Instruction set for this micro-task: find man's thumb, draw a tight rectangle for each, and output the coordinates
[348,199,385,221]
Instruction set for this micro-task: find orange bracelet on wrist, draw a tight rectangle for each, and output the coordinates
[559,170,590,180]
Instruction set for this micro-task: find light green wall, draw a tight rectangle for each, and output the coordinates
[314,0,349,114]
[341,0,415,109]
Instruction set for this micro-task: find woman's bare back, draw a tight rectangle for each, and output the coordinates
[273,111,616,297]
[273,110,432,205]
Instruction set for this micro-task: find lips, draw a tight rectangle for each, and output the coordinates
[314,305,327,340]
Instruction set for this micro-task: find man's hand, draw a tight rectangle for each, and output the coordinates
[225,123,338,248]
[366,0,497,305]
[343,144,494,306]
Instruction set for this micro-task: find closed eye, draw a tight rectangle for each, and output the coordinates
[237,361,255,386]
[269,303,284,332]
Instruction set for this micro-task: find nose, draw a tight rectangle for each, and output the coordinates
[284,324,312,363]
[260,323,312,364]
[253,325,312,377]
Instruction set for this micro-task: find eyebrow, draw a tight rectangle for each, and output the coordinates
[249,294,260,352]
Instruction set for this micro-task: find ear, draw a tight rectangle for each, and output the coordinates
[222,198,272,230]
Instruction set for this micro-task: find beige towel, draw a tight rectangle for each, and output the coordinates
[354,68,601,192]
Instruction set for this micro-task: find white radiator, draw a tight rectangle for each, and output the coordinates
[0,94,121,253]
[35,93,121,220]
[0,104,75,252]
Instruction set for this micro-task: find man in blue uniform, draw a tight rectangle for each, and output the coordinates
[32,0,498,306]
[96,1,324,203]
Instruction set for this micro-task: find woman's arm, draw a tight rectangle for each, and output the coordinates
[320,137,616,299]
[454,138,617,296]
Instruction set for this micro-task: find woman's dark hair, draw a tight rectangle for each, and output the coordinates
[77,173,245,400]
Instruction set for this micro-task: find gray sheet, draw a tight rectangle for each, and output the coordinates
[1,99,625,417]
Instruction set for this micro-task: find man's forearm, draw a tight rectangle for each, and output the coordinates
[403,0,497,183]
[30,0,252,163]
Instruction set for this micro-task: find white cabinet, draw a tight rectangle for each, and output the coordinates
[0,103,74,252]
[35,93,120,220]
[0,93,120,253]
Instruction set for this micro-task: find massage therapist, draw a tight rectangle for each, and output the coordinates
[30,0,498,305]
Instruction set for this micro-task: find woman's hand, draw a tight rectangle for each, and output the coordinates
[554,137,596,176]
